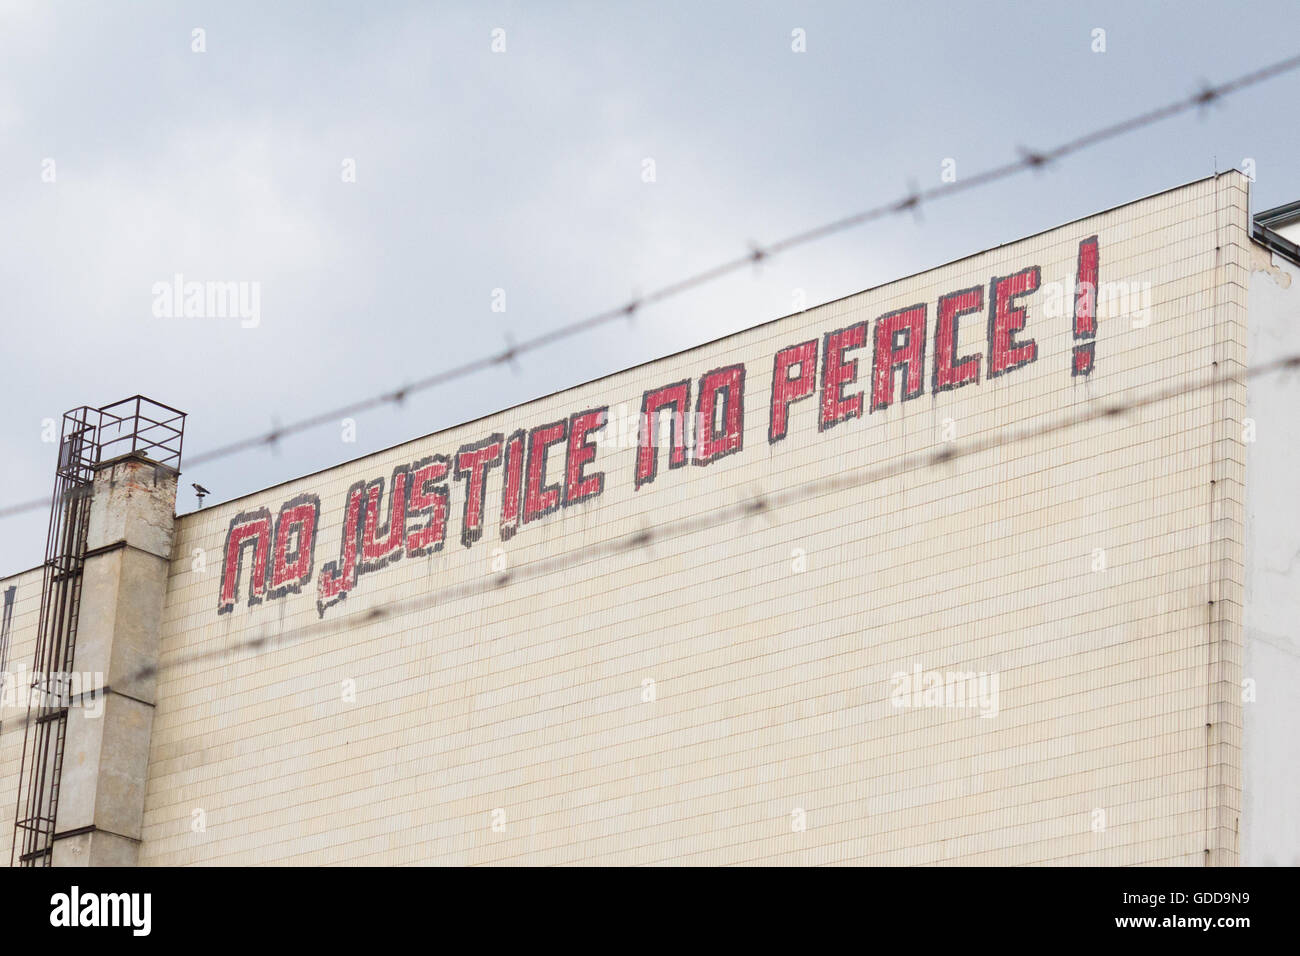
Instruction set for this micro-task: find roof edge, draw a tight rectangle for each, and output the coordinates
[182,172,1242,520]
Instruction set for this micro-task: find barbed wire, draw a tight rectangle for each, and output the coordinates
[1,52,1297,523]
[3,349,1298,735]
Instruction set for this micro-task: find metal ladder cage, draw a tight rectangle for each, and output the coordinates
[12,407,98,866]
[10,398,185,866]
[96,396,185,469]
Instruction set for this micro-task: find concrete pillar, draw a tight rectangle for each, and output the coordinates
[51,453,177,866]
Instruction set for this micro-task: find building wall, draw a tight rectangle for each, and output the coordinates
[1242,244,1300,866]
[0,566,47,863]
[2,174,1258,865]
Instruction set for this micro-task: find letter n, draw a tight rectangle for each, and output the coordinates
[218,508,272,614]
[636,380,691,489]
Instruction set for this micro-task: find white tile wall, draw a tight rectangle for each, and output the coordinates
[2,174,1254,866]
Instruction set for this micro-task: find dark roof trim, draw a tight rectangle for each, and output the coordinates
[1255,200,1300,230]
[1253,201,1300,267]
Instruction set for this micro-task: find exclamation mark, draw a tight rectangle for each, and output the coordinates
[1072,236,1099,376]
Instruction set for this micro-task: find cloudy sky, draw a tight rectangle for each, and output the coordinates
[1,0,1297,575]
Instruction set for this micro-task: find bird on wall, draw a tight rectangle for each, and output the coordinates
[192,483,210,509]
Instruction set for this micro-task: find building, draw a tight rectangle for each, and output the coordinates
[1,172,1298,866]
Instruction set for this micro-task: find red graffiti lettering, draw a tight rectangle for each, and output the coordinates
[933,286,984,393]
[456,436,504,548]
[988,266,1041,378]
[871,303,927,412]
[499,431,526,541]
[565,408,607,505]
[270,497,318,595]
[218,509,272,614]
[525,421,567,522]
[820,323,866,430]
[1072,236,1099,376]
[695,365,745,464]
[636,381,691,489]
[769,340,817,444]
